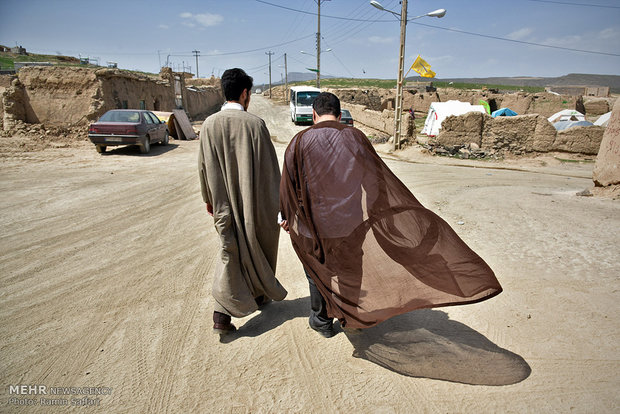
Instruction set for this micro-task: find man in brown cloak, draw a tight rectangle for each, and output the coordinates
[279,92,502,337]
[198,68,287,335]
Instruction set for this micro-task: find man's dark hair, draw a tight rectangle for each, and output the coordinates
[312,92,341,117]
[221,68,253,101]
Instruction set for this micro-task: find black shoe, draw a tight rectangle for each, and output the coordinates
[213,322,237,335]
[213,311,236,335]
[255,295,272,309]
[310,324,337,338]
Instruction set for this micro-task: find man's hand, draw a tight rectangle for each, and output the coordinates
[279,220,289,233]
[206,203,213,217]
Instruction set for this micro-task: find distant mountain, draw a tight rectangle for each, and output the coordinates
[258,71,335,89]
[418,73,620,93]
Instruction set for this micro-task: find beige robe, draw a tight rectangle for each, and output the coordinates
[198,108,287,317]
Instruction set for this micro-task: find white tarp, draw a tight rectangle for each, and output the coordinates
[547,109,585,123]
[553,120,594,131]
[594,111,611,127]
[421,101,488,136]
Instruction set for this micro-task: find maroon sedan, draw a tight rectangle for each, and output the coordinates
[88,109,169,154]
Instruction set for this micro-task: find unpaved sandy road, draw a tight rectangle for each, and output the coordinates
[1,95,619,413]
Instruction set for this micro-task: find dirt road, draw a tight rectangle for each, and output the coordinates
[1,95,618,413]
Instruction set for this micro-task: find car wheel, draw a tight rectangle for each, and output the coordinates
[140,137,151,154]
[96,145,107,154]
[161,131,169,146]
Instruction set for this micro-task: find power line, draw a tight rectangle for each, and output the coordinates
[255,0,619,57]
[321,39,355,78]
[526,0,620,8]
[411,21,620,57]
[169,34,314,58]
[255,0,394,22]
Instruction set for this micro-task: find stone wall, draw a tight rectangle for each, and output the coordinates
[553,126,606,155]
[583,98,610,116]
[346,103,394,135]
[437,112,605,156]
[402,89,588,119]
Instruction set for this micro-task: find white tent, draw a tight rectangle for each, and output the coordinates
[421,101,488,137]
[547,109,585,123]
[594,111,611,127]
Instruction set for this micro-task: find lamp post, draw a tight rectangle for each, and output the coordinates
[370,1,446,150]
[301,49,332,86]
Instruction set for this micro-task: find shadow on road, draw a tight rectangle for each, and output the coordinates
[220,297,309,343]
[221,298,530,386]
[344,309,531,386]
[99,141,181,156]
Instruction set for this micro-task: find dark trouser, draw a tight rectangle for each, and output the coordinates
[305,268,333,330]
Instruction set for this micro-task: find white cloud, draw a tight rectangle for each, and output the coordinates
[158,24,169,30]
[195,13,224,27]
[598,27,620,40]
[507,27,534,40]
[541,34,582,47]
[368,36,393,44]
[423,55,453,64]
[180,12,223,28]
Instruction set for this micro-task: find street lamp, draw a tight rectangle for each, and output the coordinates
[370,1,446,150]
[301,49,332,88]
[300,49,332,57]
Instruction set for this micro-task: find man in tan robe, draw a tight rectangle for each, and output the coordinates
[280,92,501,337]
[198,68,287,335]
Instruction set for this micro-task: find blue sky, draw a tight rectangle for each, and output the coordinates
[1,0,619,84]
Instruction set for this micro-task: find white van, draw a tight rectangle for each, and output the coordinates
[289,86,321,124]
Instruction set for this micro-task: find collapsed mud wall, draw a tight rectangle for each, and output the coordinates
[5,67,100,126]
[184,86,223,120]
[593,97,620,188]
[261,83,611,156]
[436,112,605,156]
[1,66,224,131]
[342,102,414,141]
[401,89,589,119]
[95,69,174,121]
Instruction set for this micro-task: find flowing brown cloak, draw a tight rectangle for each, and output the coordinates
[280,121,502,328]
[199,109,287,318]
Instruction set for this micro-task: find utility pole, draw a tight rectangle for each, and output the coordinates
[266,51,274,98]
[192,50,200,78]
[317,0,321,88]
[394,0,407,151]
[315,0,331,89]
[284,53,288,103]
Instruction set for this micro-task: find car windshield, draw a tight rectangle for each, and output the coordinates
[296,91,320,106]
[341,110,351,117]
[99,111,141,123]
